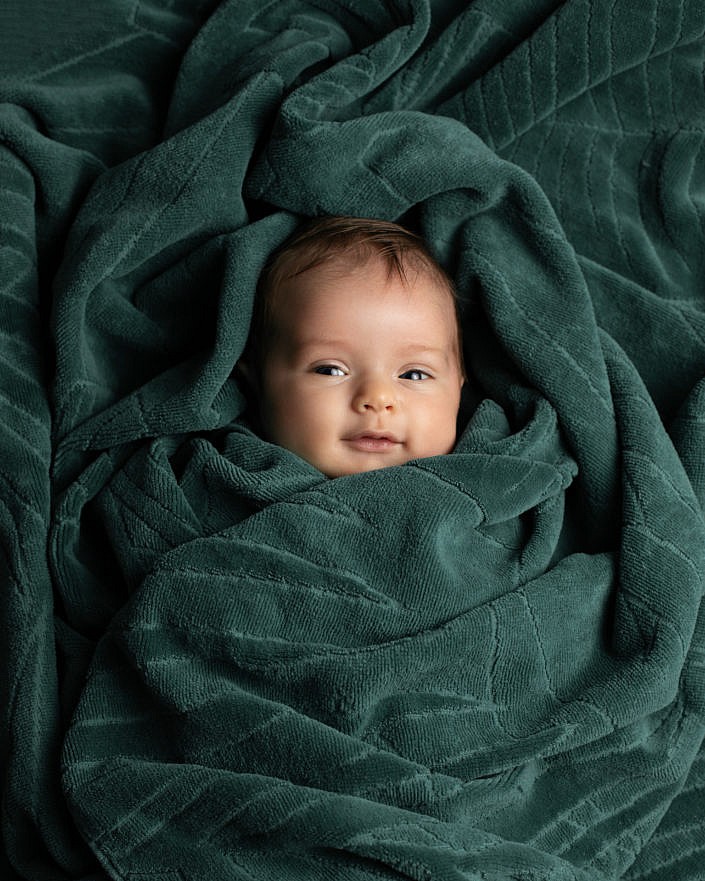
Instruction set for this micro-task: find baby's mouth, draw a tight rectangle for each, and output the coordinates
[344,431,402,452]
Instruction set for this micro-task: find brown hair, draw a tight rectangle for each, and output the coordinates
[242,215,465,375]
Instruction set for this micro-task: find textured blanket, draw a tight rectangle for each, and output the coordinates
[2,1,705,879]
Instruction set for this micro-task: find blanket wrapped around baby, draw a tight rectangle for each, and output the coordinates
[2,1,705,879]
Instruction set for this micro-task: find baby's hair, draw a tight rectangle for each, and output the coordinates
[243,215,464,374]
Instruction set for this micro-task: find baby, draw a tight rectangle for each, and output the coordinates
[239,216,466,478]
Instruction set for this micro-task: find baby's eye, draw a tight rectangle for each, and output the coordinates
[314,364,346,376]
[400,369,430,381]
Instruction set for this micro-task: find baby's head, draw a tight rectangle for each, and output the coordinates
[240,216,465,478]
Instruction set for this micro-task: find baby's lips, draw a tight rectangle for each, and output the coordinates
[345,429,402,443]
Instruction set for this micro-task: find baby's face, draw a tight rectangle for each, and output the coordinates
[258,256,464,478]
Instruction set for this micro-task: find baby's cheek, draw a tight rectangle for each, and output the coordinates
[422,406,458,456]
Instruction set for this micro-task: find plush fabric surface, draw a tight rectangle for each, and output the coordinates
[2,1,705,879]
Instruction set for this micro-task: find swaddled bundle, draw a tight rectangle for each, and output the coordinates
[64,407,581,874]
[2,1,705,880]
[59,378,703,881]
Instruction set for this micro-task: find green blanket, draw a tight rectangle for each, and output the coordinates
[2,1,705,879]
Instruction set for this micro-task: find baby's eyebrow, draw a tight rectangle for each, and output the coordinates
[396,345,454,363]
[399,345,447,356]
[291,338,351,356]
[296,338,348,349]
[294,340,452,361]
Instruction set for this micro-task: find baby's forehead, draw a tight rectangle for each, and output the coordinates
[271,254,461,344]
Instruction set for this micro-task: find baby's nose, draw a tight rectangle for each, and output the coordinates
[352,378,396,413]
